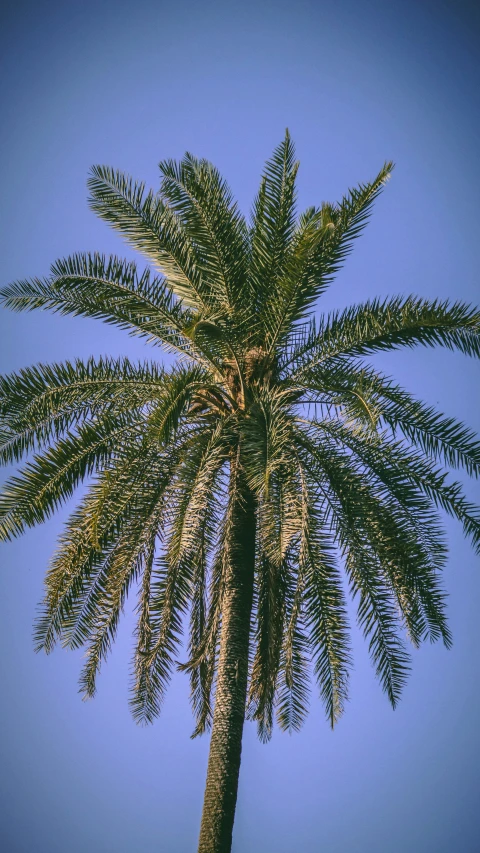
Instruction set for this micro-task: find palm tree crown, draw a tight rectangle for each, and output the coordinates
[1,133,480,850]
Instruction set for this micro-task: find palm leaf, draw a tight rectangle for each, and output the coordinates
[0,253,199,359]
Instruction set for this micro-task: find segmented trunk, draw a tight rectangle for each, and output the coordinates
[197,484,256,853]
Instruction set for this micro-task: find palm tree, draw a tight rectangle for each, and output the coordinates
[1,132,479,852]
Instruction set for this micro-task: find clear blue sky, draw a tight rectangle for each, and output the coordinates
[1,1,479,851]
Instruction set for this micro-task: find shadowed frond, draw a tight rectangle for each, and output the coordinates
[130,423,229,724]
[248,552,289,741]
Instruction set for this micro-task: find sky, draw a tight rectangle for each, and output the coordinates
[0,0,479,851]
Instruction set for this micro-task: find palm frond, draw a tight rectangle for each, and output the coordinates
[290,297,480,377]
[0,253,199,359]
[249,130,299,331]
[130,423,229,724]
[303,417,451,645]
[248,553,289,741]
[159,154,251,315]
[0,357,166,465]
[297,462,350,726]
[0,412,143,541]
[296,356,480,477]
[88,166,208,311]
[79,525,157,700]
[33,437,180,653]
[183,459,244,738]
[275,566,310,734]
[296,430,420,706]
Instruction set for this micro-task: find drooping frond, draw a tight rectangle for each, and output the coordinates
[296,463,351,726]
[0,412,143,541]
[247,454,305,740]
[0,355,210,544]
[78,523,158,701]
[248,552,289,741]
[33,436,180,654]
[296,429,421,706]
[183,459,243,738]
[371,371,480,476]
[303,417,451,646]
[0,254,199,359]
[185,482,224,735]
[275,565,310,734]
[241,385,298,501]
[146,363,211,445]
[0,357,165,464]
[130,422,229,724]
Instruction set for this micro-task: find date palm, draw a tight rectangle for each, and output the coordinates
[1,133,480,853]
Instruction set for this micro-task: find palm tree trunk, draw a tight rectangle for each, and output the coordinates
[197,482,256,853]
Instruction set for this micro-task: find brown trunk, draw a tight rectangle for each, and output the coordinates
[197,483,256,853]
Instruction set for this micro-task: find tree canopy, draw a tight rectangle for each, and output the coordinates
[1,132,479,748]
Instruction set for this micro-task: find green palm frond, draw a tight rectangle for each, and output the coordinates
[262,205,331,354]
[248,552,289,741]
[373,373,480,476]
[79,524,157,700]
[0,412,143,541]
[266,162,393,353]
[296,430,438,705]
[159,154,251,316]
[146,363,211,445]
[297,464,351,726]
[186,485,224,735]
[304,417,451,639]
[0,357,165,464]
[0,253,200,358]
[130,423,228,724]
[33,438,180,654]
[289,297,480,376]
[313,162,393,290]
[275,567,310,734]
[250,130,299,331]
[87,166,208,311]
[297,356,480,476]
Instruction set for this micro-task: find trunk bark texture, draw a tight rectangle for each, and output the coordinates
[197,482,256,853]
